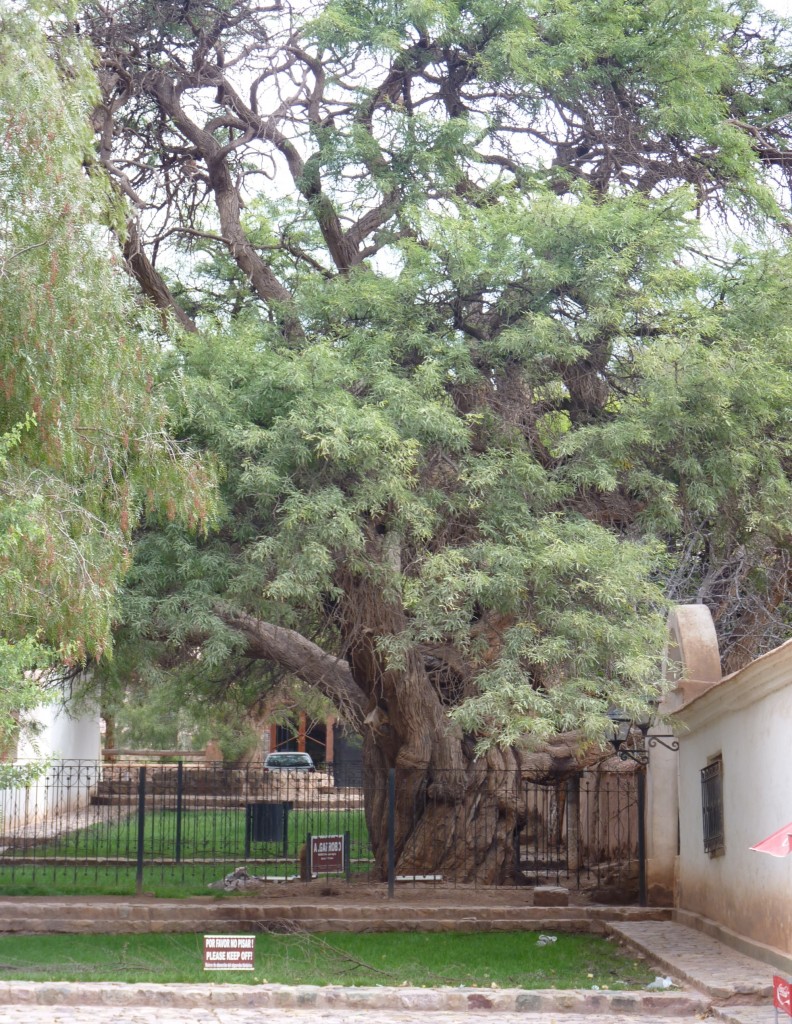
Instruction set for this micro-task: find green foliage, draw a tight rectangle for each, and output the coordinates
[121,182,792,740]
[122,195,686,741]
[0,634,54,758]
[313,0,788,214]
[91,0,792,747]
[0,1,216,687]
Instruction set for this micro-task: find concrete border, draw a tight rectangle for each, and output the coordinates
[0,981,709,1015]
[0,898,671,935]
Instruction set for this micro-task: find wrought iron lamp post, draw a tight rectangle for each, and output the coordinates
[606,708,679,906]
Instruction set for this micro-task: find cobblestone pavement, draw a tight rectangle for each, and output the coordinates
[0,1008,715,1024]
[715,1008,777,1024]
[609,920,774,999]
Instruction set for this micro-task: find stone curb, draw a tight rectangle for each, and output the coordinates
[0,982,710,1015]
[0,899,671,935]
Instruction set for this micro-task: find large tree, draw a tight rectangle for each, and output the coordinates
[0,0,214,744]
[83,0,792,880]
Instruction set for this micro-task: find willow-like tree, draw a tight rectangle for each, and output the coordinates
[0,1,214,743]
[84,0,792,880]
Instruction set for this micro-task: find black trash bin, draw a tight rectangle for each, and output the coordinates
[244,801,292,858]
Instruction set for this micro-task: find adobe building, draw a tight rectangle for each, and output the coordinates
[648,605,792,972]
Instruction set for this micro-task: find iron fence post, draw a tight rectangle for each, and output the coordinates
[637,768,647,907]
[387,767,395,899]
[175,761,183,864]
[244,804,252,860]
[135,766,146,895]
[566,774,581,883]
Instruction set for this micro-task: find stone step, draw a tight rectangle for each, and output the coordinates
[607,921,774,1000]
[713,1005,775,1024]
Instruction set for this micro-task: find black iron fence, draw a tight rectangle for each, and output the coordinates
[0,760,641,898]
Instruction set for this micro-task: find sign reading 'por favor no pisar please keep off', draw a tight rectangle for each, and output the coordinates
[204,935,255,970]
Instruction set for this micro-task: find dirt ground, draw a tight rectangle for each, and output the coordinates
[215,878,604,908]
[1,879,602,909]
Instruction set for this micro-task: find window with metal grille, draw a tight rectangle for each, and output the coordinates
[701,757,724,855]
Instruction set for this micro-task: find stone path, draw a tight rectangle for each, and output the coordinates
[716,1009,776,1024]
[0,1009,716,1024]
[0,981,708,1016]
[609,920,775,999]
[0,895,664,934]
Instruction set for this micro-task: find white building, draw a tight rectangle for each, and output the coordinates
[0,679,101,832]
[648,606,792,973]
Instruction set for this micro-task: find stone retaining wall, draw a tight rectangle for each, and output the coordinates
[0,899,670,935]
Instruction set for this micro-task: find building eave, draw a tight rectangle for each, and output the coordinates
[668,636,792,732]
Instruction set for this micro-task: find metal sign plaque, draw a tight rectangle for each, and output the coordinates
[310,833,345,873]
[203,934,255,970]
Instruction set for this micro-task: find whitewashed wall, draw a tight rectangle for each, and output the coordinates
[16,694,101,762]
[0,683,102,832]
[673,639,792,960]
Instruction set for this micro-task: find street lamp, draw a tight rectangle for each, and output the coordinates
[606,706,679,763]
[605,705,679,906]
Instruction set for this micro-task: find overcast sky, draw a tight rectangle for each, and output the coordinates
[763,0,792,15]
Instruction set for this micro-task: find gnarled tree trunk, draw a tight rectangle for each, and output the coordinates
[219,595,576,884]
[335,537,529,884]
[362,747,529,885]
[219,533,576,884]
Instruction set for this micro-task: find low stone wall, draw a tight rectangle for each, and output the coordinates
[0,898,670,935]
[0,980,706,1016]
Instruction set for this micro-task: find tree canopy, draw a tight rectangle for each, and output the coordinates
[83,0,792,752]
[0,0,214,739]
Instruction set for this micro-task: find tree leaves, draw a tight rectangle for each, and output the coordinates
[81,0,792,746]
[0,2,216,682]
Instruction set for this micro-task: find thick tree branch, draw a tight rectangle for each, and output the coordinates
[215,76,359,271]
[220,68,399,271]
[216,609,367,729]
[123,219,198,333]
[147,74,303,338]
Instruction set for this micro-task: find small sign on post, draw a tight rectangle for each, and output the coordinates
[774,976,792,1022]
[203,934,255,971]
[308,833,348,876]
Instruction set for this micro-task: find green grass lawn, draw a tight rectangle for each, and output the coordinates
[0,860,375,897]
[0,864,253,897]
[16,807,370,862]
[0,807,373,895]
[0,931,656,989]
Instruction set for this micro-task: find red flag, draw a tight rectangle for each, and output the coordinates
[774,976,792,1017]
[751,822,792,858]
